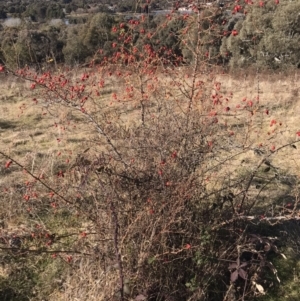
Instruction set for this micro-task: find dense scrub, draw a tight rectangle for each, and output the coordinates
[0,0,299,71]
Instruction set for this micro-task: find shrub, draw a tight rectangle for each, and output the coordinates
[221,0,300,70]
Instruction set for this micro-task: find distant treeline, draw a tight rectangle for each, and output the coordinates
[0,0,299,71]
[0,0,167,20]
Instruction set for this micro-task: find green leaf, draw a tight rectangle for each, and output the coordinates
[147,257,156,265]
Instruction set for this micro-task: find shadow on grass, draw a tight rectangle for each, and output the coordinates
[259,221,300,301]
[0,120,17,131]
[0,284,30,301]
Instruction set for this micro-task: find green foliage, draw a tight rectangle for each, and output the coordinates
[0,25,65,69]
[0,1,299,70]
[222,0,300,70]
[180,8,224,65]
[62,26,87,65]
[153,15,185,60]
[63,13,117,65]
[0,28,31,68]
[116,0,136,13]
[23,2,65,21]
[46,3,65,20]
[0,254,66,301]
